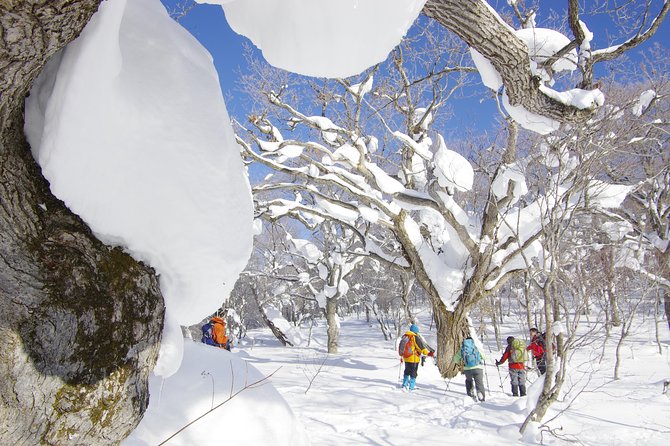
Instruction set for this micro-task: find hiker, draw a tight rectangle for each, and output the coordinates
[398,324,434,391]
[202,316,231,351]
[495,336,527,397]
[453,336,486,402]
[527,328,546,375]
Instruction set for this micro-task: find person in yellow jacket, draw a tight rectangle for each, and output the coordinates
[398,324,434,390]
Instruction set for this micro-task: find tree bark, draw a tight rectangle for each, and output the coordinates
[325,295,339,353]
[251,286,293,347]
[1,2,165,444]
[423,0,597,124]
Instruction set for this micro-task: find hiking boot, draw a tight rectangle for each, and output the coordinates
[519,385,527,397]
[409,377,416,391]
[477,391,485,402]
[402,375,410,389]
[511,384,519,397]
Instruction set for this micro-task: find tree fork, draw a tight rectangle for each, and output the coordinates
[423,0,597,125]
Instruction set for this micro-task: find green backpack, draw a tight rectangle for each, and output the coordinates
[510,338,527,363]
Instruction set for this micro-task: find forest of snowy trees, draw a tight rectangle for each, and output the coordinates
[1,0,668,444]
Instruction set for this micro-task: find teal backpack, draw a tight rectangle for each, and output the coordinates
[461,338,482,367]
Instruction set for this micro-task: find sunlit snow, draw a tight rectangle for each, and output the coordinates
[197,0,427,78]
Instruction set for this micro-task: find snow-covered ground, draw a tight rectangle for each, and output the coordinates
[128,313,670,445]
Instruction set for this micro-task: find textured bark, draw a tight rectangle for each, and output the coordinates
[325,295,339,354]
[423,0,597,124]
[1,1,164,444]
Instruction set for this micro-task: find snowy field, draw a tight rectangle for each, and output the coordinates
[128,313,670,445]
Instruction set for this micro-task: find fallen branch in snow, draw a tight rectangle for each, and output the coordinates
[158,367,282,445]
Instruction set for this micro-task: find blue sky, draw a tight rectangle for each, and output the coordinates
[160,0,669,134]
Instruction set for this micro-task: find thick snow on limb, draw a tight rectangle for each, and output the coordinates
[198,0,427,78]
[25,0,253,376]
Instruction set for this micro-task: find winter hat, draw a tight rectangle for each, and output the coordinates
[409,324,419,333]
[506,336,515,344]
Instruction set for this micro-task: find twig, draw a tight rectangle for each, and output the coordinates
[304,354,329,394]
[158,367,282,445]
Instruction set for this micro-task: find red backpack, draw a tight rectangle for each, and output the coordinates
[398,333,416,358]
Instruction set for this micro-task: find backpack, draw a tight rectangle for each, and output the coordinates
[398,333,415,359]
[201,322,216,346]
[510,338,527,363]
[461,338,482,367]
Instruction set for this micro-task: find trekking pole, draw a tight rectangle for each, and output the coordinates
[397,359,403,387]
[444,377,452,394]
[483,360,491,395]
[496,363,504,389]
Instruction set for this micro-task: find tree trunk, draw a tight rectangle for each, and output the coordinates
[433,305,471,378]
[664,288,670,332]
[325,295,339,353]
[1,2,165,444]
[251,287,292,347]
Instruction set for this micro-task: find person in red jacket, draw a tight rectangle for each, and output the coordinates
[496,336,526,397]
[527,328,546,375]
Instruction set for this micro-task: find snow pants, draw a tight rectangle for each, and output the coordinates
[403,362,420,390]
[464,368,485,401]
[403,361,420,378]
[509,369,526,396]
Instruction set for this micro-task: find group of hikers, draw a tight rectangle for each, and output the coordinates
[398,324,549,401]
[201,315,550,401]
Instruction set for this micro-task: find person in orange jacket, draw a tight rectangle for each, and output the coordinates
[398,324,434,390]
[210,317,230,351]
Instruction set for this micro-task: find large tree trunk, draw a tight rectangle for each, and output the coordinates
[433,305,470,378]
[1,2,165,444]
[394,211,472,378]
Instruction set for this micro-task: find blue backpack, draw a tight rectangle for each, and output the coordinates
[461,338,482,367]
[201,322,216,346]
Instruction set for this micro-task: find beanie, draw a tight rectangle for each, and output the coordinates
[410,324,419,333]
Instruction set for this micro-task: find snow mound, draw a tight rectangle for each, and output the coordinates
[123,341,309,446]
[515,27,577,72]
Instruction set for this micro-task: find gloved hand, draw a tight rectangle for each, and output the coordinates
[427,351,435,357]
[495,360,500,366]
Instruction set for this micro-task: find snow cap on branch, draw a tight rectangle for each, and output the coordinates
[200,0,427,78]
[433,135,474,192]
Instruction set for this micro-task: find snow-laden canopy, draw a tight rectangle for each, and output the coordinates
[25,0,253,376]
[196,0,427,78]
